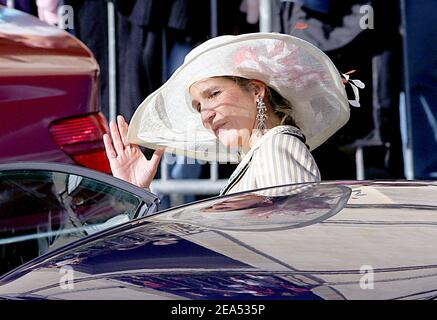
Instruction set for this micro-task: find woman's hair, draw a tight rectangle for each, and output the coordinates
[225,76,299,129]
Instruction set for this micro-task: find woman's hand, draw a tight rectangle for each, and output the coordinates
[103,115,163,188]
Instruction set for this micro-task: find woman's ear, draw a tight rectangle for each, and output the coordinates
[248,80,267,100]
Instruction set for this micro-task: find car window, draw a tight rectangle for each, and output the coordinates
[0,169,145,275]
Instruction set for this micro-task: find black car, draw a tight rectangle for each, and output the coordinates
[0,162,436,300]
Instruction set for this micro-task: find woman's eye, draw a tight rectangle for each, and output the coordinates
[210,90,221,98]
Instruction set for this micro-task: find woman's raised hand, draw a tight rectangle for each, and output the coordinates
[103,115,163,188]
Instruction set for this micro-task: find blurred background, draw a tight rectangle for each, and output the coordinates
[1,0,436,209]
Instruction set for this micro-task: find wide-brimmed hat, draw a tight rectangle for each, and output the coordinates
[127,32,351,163]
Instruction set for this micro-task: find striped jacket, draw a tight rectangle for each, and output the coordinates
[220,125,321,195]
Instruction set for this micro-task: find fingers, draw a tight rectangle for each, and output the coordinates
[149,148,164,171]
[109,120,125,154]
[103,133,117,159]
[117,115,129,147]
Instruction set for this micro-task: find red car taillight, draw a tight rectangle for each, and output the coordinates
[50,113,111,173]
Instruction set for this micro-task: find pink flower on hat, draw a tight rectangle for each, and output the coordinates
[233,40,330,89]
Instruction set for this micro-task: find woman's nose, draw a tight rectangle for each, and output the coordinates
[201,109,216,126]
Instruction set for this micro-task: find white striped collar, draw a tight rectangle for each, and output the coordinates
[220,125,303,195]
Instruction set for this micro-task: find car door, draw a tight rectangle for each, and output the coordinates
[0,162,159,275]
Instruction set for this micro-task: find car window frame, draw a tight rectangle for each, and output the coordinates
[0,161,165,278]
[0,161,160,218]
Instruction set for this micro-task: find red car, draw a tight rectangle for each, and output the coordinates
[0,5,110,173]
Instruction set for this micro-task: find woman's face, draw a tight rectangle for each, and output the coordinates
[189,77,261,149]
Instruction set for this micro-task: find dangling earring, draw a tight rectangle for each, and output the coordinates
[236,148,242,162]
[256,96,267,131]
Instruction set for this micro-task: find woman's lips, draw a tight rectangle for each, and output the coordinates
[213,121,227,135]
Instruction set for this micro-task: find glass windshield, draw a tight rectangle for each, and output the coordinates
[0,170,143,275]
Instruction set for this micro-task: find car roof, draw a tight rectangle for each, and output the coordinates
[1,181,437,299]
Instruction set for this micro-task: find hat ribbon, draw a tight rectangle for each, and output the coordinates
[341,70,365,107]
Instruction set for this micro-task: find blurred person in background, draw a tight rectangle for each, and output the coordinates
[0,0,57,22]
[274,0,404,180]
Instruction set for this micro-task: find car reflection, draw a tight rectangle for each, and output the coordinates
[154,183,352,231]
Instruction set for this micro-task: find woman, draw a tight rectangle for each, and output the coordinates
[103,33,360,196]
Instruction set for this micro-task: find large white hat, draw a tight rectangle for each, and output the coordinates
[127,32,351,163]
